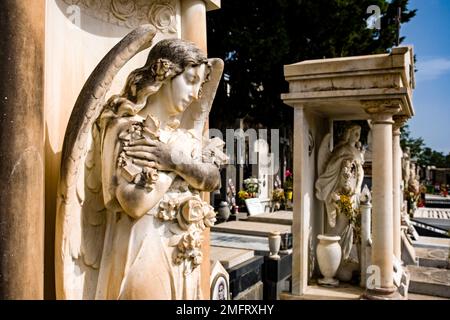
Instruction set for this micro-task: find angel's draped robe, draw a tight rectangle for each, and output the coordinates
[94,114,221,299]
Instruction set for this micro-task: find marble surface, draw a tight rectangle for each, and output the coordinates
[211,232,270,253]
[415,247,449,269]
[415,207,450,219]
[210,246,254,269]
[245,210,293,225]
[211,221,291,237]
[408,265,450,298]
[280,283,363,300]
[413,236,450,249]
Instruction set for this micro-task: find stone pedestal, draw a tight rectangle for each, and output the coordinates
[0,0,45,299]
[263,254,292,300]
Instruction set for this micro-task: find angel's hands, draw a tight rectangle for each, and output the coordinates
[124,138,176,172]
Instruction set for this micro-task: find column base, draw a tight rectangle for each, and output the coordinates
[362,287,405,300]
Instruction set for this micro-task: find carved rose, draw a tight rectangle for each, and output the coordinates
[203,204,217,228]
[175,231,203,269]
[151,58,174,82]
[158,198,179,221]
[148,2,177,33]
[181,199,205,223]
[177,198,217,231]
[111,0,137,21]
[84,0,101,10]
[143,166,159,187]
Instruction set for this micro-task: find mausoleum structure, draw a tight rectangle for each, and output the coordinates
[282,47,415,299]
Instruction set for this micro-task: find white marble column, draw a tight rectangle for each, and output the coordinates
[180,0,219,300]
[181,0,208,52]
[364,101,401,298]
[392,116,408,259]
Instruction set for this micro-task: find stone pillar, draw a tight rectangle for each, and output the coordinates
[181,0,208,52]
[180,0,213,299]
[291,106,308,295]
[392,116,408,259]
[0,0,45,299]
[364,101,401,299]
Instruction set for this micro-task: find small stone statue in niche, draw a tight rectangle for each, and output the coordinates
[55,25,227,300]
[316,124,365,267]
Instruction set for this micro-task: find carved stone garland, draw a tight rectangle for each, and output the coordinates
[63,0,178,32]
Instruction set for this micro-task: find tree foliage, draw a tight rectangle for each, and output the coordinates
[207,0,416,129]
[401,125,450,168]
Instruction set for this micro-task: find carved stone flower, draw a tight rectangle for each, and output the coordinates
[175,231,203,270]
[181,199,205,224]
[111,0,137,21]
[151,58,173,82]
[202,204,217,228]
[158,198,179,221]
[142,166,159,190]
[83,0,101,10]
[148,2,177,33]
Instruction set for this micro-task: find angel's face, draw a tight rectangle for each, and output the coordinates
[166,64,207,116]
[349,127,361,143]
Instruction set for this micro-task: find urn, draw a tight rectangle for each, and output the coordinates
[316,234,341,286]
[268,231,281,260]
[217,201,231,222]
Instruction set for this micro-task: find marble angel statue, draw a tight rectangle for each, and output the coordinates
[55,25,227,300]
[315,124,365,262]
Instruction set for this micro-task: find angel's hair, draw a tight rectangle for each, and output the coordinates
[104,38,209,117]
[335,124,361,148]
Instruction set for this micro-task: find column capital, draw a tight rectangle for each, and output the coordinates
[363,100,402,124]
[393,115,409,133]
[363,99,402,115]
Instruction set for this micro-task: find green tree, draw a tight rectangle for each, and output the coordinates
[401,124,425,159]
[207,0,416,129]
[400,125,450,168]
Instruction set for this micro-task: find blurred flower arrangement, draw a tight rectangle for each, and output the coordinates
[283,169,293,201]
[284,169,293,190]
[227,179,238,213]
[271,175,285,210]
[243,177,260,198]
[238,190,250,203]
[441,184,448,197]
[272,188,286,202]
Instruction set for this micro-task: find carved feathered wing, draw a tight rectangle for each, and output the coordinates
[180,58,224,135]
[317,133,332,177]
[55,25,157,300]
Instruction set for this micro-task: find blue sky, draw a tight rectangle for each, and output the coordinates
[402,0,450,154]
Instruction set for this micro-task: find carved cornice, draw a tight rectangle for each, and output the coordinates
[63,0,177,32]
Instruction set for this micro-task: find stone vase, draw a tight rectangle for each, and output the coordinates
[316,234,342,286]
[217,201,231,222]
[268,231,281,260]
